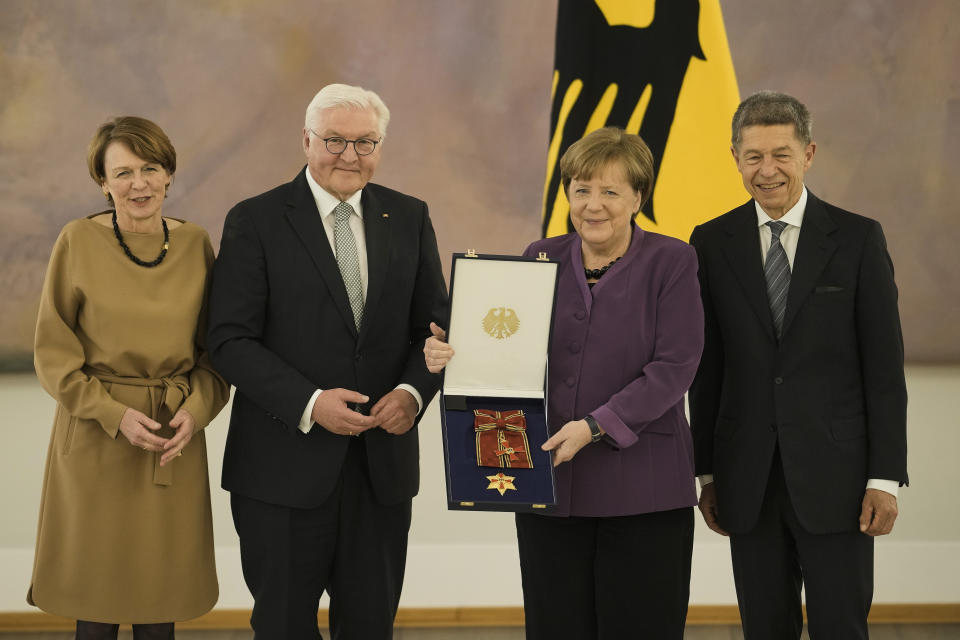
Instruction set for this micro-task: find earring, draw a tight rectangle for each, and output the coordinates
[103,191,110,201]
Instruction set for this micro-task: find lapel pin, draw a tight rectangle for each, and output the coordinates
[382,213,389,218]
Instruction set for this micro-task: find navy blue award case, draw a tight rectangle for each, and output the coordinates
[439,251,560,512]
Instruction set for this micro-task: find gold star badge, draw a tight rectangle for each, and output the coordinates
[486,472,517,496]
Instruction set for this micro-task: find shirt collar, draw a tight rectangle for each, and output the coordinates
[755,186,807,229]
[304,168,364,218]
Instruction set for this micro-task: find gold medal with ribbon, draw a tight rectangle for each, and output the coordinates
[473,409,532,469]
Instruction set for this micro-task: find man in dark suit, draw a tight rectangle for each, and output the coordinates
[207,83,447,639]
[689,91,907,639]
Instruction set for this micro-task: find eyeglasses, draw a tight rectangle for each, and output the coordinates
[309,130,381,156]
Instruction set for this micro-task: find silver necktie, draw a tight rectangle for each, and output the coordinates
[333,201,364,329]
[764,220,791,339]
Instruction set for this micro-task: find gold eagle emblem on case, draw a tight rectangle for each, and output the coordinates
[486,472,517,496]
[482,307,520,339]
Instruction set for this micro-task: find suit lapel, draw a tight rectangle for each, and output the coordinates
[284,169,358,336]
[588,224,645,301]
[720,203,776,342]
[359,186,391,344]
[568,233,593,314]
[781,192,838,338]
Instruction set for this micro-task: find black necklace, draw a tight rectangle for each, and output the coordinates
[584,256,621,280]
[112,211,169,267]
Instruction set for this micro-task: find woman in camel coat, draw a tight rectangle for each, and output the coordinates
[28,116,230,639]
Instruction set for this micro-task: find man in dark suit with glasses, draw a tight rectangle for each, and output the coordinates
[208,83,447,639]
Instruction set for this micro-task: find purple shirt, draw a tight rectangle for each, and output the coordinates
[524,225,704,517]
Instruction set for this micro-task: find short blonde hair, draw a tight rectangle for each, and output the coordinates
[559,127,655,209]
[304,83,391,138]
[88,116,176,193]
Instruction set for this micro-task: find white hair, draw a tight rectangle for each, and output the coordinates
[304,83,391,138]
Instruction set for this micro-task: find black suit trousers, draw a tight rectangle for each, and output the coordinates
[515,507,694,640]
[730,448,873,640]
[231,437,411,640]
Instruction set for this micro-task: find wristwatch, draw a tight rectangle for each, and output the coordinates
[584,414,603,443]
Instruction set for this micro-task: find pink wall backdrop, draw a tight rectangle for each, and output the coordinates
[0,0,956,366]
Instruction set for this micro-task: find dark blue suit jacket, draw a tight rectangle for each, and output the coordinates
[689,193,908,534]
[208,168,447,508]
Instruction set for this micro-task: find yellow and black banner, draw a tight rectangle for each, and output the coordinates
[543,0,745,241]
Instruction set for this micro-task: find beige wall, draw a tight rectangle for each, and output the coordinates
[0,0,958,366]
[2,367,958,610]
[2,0,958,612]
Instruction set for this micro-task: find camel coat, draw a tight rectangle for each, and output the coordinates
[28,214,229,623]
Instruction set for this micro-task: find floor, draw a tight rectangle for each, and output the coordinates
[3,625,960,639]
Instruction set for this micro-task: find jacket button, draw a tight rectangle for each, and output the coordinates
[770,424,777,432]
[569,343,581,353]
[565,376,575,387]
[355,353,362,361]
[574,310,585,320]
[774,377,783,384]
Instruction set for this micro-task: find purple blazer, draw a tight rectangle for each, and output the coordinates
[524,225,704,517]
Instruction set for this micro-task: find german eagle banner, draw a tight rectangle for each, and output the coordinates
[543,0,744,241]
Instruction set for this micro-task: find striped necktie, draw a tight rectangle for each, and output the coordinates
[333,201,364,329]
[764,220,791,340]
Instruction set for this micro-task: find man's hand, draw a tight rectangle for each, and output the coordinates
[423,322,454,373]
[542,419,592,467]
[311,389,377,437]
[698,483,729,536]
[859,488,898,536]
[372,388,419,435]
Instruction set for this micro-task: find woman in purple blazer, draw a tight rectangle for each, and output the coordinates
[426,127,704,638]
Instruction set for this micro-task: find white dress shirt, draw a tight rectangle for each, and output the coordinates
[757,187,806,269]
[297,170,423,434]
[698,187,898,498]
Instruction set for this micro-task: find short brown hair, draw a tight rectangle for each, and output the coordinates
[731,91,812,149]
[87,116,177,191]
[559,127,656,209]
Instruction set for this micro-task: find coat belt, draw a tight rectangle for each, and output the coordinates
[84,368,191,486]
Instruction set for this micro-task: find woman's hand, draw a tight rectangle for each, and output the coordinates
[161,408,196,466]
[424,322,455,373]
[542,419,593,466]
[118,407,168,452]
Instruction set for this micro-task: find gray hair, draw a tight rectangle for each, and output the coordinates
[304,83,391,138]
[731,90,812,148]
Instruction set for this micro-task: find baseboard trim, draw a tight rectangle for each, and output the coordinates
[1,604,958,631]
